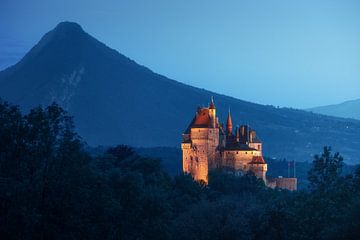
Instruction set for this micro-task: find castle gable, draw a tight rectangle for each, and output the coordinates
[193,108,211,127]
[184,108,211,134]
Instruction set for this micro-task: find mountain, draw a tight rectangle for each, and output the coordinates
[1,22,360,163]
[307,99,360,120]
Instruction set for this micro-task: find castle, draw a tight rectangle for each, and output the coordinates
[181,98,297,191]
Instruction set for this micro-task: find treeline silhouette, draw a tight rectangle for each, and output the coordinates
[0,101,360,240]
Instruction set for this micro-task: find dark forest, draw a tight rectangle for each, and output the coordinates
[1,101,360,240]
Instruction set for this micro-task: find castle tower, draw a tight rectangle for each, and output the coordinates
[248,130,262,152]
[181,98,220,183]
[209,96,216,128]
[248,156,268,182]
[226,110,232,135]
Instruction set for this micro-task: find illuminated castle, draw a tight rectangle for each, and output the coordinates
[181,98,297,191]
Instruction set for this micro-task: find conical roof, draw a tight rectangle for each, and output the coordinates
[226,110,233,134]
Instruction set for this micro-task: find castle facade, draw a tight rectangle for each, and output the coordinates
[181,98,297,191]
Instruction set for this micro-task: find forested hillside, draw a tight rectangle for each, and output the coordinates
[1,101,360,239]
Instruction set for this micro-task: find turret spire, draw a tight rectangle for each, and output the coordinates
[209,96,215,109]
[226,109,232,135]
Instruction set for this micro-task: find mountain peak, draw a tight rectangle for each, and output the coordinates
[48,21,87,42]
[1,22,360,164]
[54,21,84,34]
[6,22,89,70]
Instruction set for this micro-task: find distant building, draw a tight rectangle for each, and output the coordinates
[181,98,297,191]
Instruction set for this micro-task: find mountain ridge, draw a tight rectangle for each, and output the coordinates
[307,99,360,120]
[1,21,360,163]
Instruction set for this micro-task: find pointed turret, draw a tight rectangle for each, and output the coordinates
[209,96,215,109]
[209,97,216,128]
[226,109,232,135]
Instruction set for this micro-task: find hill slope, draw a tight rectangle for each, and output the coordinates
[1,22,360,163]
[308,99,360,120]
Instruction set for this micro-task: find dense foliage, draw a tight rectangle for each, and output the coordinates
[1,101,360,240]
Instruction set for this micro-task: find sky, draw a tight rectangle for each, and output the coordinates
[1,0,360,108]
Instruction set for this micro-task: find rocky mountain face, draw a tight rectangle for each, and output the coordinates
[1,22,360,163]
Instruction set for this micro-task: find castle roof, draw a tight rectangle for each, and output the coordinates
[226,111,232,128]
[193,108,211,126]
[184,108,215,133]
[223,143,257,151]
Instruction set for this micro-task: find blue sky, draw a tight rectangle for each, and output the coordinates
[1,0,359,108]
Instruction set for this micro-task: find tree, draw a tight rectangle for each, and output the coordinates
[106,145,135,162]
[308,146,343,193]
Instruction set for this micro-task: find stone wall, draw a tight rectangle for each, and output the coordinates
[267,177,297,191]
[248,163,267,181]
[222,150,261,170]
[182,127,220,183]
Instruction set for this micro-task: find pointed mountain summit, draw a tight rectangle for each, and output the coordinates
[1,22,360,163]
[54,21,84,32]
